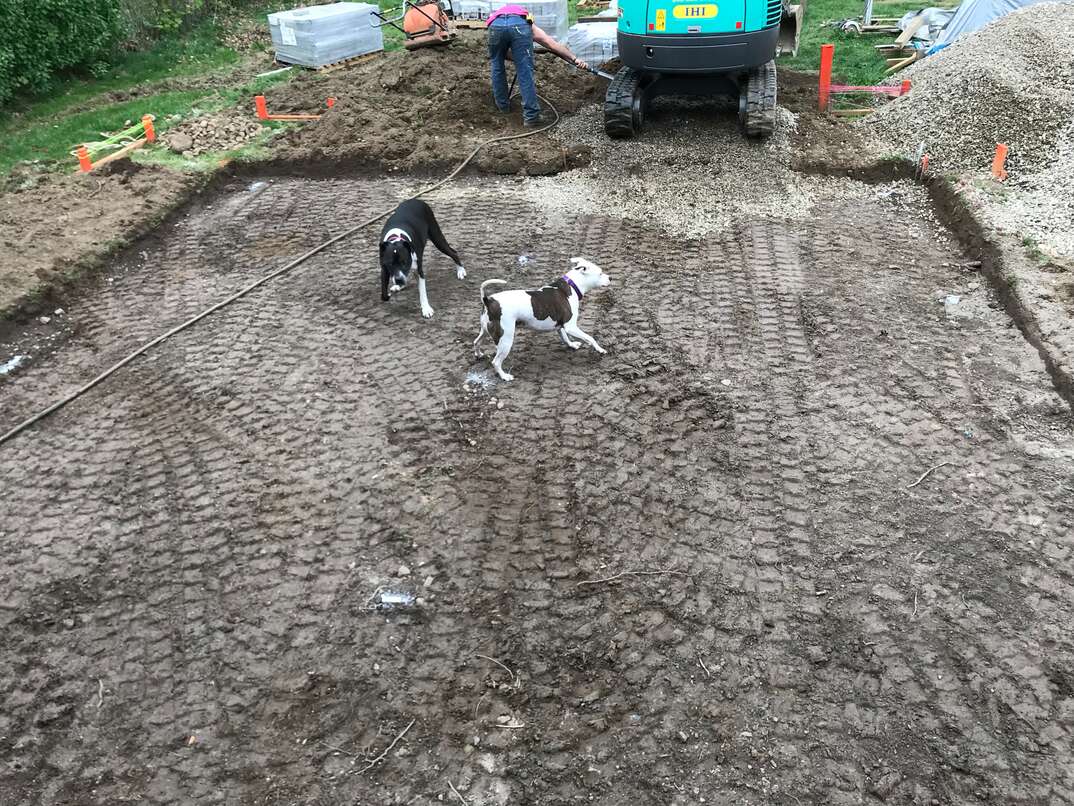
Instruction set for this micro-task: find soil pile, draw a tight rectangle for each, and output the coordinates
[265,30,604,174]
[166,113,264,157]
[866,2,1074,173]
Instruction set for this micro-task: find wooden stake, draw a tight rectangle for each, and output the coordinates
[894,14,925,45]
[884,52,920,74]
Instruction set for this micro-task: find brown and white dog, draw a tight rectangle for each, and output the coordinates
[473,257,611,382]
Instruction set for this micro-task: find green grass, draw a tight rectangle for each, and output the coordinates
[0,67,295,175]
[780,0,925,85]
[0,7,307,175]
[0,22,240,125]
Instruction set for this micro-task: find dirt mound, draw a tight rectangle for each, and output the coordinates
[866,2,1074,173]
[165,113,264,157]
[265,30,604,174]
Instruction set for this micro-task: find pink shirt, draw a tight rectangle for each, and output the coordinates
[486,5,529,25]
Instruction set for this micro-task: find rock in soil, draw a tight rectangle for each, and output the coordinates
[167,132,194,154]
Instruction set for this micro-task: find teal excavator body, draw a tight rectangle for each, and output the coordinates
[605,0,803,137]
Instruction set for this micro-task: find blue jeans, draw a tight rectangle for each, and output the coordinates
[488,16,540,122]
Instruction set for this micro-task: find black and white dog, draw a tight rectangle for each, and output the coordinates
[474,257,611,382]
[379,199,466,318]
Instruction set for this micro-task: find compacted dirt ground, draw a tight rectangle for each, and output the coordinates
[2,98,1074,806]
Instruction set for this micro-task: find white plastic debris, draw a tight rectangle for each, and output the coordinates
[0,355,28,375]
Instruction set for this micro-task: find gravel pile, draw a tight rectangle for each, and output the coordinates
[977,118,1074,258]
[866,1,1074,174]
[524,101,869,237]
[165,114,264,158]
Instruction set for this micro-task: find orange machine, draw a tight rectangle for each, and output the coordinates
[374,0,456,50]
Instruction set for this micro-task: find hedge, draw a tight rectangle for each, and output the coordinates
[0,0,124,106]
[0,1,268,108]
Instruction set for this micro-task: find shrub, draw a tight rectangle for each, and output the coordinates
[0,0,125,106]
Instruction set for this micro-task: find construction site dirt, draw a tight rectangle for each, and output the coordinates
[2,78,1074,806]
[264,31,604,176]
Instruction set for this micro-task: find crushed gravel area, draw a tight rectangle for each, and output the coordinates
[980,118,1074,259]
[527,101,886,237]
[866,1,1074,174]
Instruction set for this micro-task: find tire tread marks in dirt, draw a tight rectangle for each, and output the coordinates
[1,179,1072,805]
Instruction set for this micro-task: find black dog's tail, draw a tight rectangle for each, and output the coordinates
[480,279,507,309]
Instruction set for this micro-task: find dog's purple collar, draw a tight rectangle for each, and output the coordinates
[562,275,583,299]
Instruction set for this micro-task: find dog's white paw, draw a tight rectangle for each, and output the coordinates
[594,345,607,355]
[421,305,435,319]
[566,340,581,350]
[456,266,467,280]
[498,372,514,382]
[389,284,402,293]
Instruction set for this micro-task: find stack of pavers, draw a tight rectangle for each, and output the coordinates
[454,0,492,20]
[568,2,618,67]
[269,2,384,69]
[527,0,570,41]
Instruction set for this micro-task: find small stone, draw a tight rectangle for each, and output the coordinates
[54,308,65,316]
[38,316,50,324]
[169,133,194,153]
[870,771,903,800]
[397,565,411,576]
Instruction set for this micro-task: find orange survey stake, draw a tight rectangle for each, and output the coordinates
[142,114,156,143]
[991,143,1009,180]
[76,146,93,172]
[819,44,834,112]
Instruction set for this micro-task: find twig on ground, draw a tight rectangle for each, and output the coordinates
[697,655,712,679]
[913,591,919,617]
[906,461,953,489]
[357,718,416,774]
[474,654,517,687]
[96,678,104,709]
[87,179,104,199]
[448,780,470,805]
[576,567,690,586]
[473,691,488,723]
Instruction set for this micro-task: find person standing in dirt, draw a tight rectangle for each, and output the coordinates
[486,5,588,127]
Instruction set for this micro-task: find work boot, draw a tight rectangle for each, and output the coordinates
[523,115,547,128]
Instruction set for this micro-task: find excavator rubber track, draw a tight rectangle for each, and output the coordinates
[604,66,642,139]
[741,59,777,139]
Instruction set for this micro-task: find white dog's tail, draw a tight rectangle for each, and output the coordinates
[480,279,507,306]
